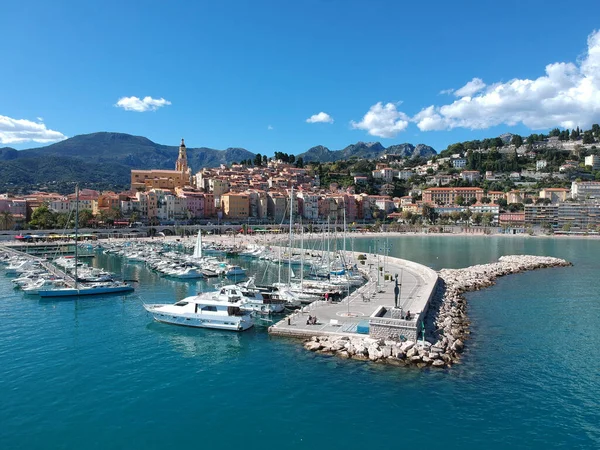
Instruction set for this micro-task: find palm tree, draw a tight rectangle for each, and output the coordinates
[0,211,13,230]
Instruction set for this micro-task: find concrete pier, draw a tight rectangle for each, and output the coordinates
[0,244,76,287]
[268,251,438,341]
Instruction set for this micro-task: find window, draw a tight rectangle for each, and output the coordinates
[201,305,218,312]
[175,301,189,306]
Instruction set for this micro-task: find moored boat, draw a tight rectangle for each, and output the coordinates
[143,297,253,331]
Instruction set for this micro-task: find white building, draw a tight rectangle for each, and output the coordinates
[571,181,600,200]
[452,158,467,168]
[49,198,70,213]
[396,170,414,180]
[584,155,600,171]
[297,192,319,221]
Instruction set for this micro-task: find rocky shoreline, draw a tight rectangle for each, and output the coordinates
[303,255,572,368]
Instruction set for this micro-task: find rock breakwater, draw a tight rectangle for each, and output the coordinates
[302,255,571,368]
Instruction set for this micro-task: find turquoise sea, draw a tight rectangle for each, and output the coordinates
[1,236,599,449]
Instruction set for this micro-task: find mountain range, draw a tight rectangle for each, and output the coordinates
[0,132,436,193]
[297,141,436,163]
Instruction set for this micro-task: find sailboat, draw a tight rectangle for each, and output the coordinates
[192,229,202,259]
[38,186,135,298]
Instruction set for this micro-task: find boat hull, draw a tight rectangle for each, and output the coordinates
[144,306,253,331]
[38,285,135,297]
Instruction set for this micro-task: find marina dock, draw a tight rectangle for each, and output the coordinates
[1,244,77,287]
[269,252,438,341]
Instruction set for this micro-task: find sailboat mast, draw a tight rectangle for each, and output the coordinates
[288,186,293,285]
[74,184,79,291]
[300,217,304,290]
[326,217,330,275]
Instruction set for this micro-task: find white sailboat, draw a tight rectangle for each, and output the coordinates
[192,229,202,259]
[39,185,135,298]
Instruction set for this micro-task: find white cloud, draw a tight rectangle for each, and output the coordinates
[439,88,454,95]
[0,115,67,144]
[454,78,486,97]
[351,102,409,138]
[36,117,44,122]
[414,30,600,131]
[267,125,274,130]
[306,112,334,124]
[115,96,171,112]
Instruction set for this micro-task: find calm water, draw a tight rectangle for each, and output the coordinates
[1,236,599,449]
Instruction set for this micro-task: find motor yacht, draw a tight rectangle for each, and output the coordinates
[143,297,253,331]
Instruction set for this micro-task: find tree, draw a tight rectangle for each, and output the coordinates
[455,195,465,206]
[592,124,600,136]
[75,209,93,227]
[401,210,413,222]
[471,212,483,225]
[0,211,13,230]
[496,198,508,208]
[571,128,579,140]
[295,157,304,168]
[254,153,263,166]
[583,131,594,145]
[468,197,477,206]
[29,204,57,229]
[421,204,435,223]
[482,212,494,227]
[480,197,491,204]
[511,134,523,147]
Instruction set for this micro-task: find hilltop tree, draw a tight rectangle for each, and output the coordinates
[511,134,523,147]
[254,153,263,166]
[583,131,594,145]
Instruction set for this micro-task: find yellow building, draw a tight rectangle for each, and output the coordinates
[221,193,249,219]
[539,188,569,203]
[131,139,192,191]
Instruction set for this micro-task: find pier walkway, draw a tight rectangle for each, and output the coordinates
[268,252,438,341]
[0,244,76,286]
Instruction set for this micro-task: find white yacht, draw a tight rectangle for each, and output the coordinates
[169,266,204,279]
[199,283,286,314]
[224,265,246,277]
[144,297,253,331]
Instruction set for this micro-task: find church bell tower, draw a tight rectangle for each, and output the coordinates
[176,138,188,172]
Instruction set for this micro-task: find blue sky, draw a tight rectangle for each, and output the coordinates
[2,0,600,155]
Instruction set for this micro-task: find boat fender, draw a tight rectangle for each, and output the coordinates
[261,305,266,312]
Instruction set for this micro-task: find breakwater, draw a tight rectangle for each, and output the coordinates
[302,255,572,368]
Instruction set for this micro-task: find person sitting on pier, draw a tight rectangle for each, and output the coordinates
[307,315,312,325]
[311,315,318,325]
[405,310,411,321]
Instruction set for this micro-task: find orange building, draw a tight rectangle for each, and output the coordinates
[131,139,192,191]
[221,193,249,219]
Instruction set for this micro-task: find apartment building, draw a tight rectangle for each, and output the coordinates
[571,181,600,200]
[422,187,484,205]
[221,193,250,220]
